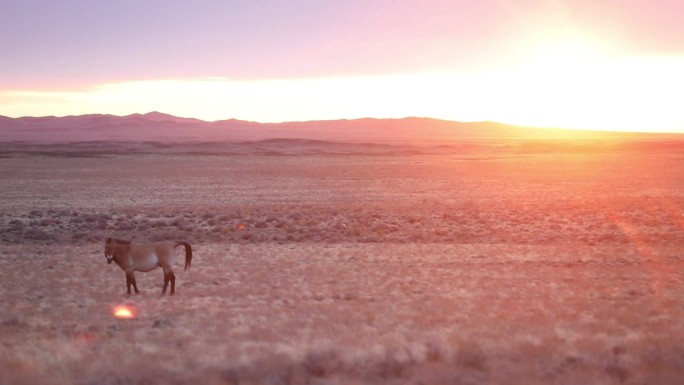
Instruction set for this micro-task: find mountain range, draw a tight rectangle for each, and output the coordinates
[1,112,683,156]
[3,111,675,144]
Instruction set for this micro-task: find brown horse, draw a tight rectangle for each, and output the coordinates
[104,238,192,295]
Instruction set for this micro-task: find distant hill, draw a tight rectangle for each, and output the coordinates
[3,111,678,144]
[124,111,206,124]
[1,112,683,157]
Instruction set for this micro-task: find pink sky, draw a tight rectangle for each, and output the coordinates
[1,0,683,131]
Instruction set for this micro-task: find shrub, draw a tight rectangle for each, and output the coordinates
[265,215,278,223]
[28,210,43,218]
[23,228,53,241]
[304,348,342,378]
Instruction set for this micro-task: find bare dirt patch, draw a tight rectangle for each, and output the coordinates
[1,152,684,384]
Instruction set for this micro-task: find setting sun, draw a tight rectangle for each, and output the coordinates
[475,29,684,133]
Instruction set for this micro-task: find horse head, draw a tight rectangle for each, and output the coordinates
[104,237,115,264]
[104,237,130,265]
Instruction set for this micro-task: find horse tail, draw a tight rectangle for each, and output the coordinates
[175,241,192,271]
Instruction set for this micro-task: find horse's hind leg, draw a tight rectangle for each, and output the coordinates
[162,268,176,295]
[162,272,169,294]
[169,271,176,295]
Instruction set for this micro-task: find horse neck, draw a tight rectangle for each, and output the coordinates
[113,243,130,264]
[117,241,131,252]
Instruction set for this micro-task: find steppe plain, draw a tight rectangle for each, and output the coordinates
[1,144,684,384]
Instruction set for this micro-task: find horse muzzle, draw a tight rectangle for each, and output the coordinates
[106,257,113,264]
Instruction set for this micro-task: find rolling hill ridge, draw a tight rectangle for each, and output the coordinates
[3,112,674,144]
[1,112,682,155]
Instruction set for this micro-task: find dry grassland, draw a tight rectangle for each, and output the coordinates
[1,151,684,384]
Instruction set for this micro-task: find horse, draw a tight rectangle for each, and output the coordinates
[104,237,192,295]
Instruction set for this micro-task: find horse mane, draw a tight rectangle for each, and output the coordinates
[107,237,131,245]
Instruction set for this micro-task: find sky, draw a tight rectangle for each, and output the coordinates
[1,0,683,132]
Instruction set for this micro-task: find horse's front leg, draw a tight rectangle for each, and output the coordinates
[126,270,140,294]
[125,271,131,295]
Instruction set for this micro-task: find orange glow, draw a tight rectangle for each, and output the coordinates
[3,53,682,134]
[236,223,246,231]
[2,2,684,133]
[113,305,135,319]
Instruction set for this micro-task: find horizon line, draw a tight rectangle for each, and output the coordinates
[3,110,684,135]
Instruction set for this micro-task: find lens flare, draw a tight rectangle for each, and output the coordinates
[113,305,135,319]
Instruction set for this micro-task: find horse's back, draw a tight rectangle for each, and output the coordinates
[130,241,176,272]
